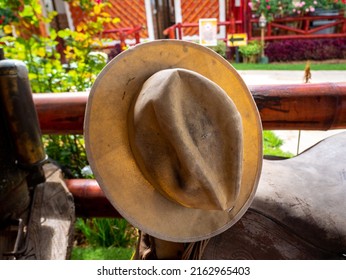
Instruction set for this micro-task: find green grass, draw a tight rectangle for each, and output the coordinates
[71,247,134,260]
[232,62,346,71]
[72,217,137,260]
[74,217,137,248]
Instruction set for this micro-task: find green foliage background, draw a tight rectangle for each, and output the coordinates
[0,0,117,177]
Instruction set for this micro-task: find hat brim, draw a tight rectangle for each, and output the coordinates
[84,40,262,242]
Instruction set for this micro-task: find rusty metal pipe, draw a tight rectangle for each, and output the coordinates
[65,179,121,218]
[251,82,346,130]
[33,82,346,133]
[34,92,87,135]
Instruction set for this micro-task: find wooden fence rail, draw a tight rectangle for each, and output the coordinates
[35,82,346,217]
[34,82,346,134]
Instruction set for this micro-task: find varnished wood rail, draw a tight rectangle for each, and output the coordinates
[34,82,346,217]
[34,82,346,134]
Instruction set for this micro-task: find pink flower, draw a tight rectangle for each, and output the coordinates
[310,7,315,12]
[248,2,253,9]
[267,5,271,10]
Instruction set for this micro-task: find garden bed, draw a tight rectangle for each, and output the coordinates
[265,38,346,62]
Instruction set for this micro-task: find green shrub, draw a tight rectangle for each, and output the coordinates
[75,218,138,248]
[208,40,227,58]
[0,0,114,177]
[263,130,293,158]
[0,0,114,93]
[239,40,261,63]
[43,135,88,178]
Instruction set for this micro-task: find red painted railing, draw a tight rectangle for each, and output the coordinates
[249,14,346,41]
[99,25,143,49]
[163,21,242,41]
[163,14,346,41]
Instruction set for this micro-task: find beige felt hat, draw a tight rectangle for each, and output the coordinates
[84,40,262,242]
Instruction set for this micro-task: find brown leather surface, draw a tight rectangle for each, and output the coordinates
[202,210,340,260]
[202,132,346,259]
[252,132,346,254]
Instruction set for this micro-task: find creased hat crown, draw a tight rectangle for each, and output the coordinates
[130,68,243,211]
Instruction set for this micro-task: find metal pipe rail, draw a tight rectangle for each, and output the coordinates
[66,179,120,218]
[34,82,346,134]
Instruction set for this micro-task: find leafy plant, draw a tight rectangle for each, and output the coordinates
[0,0,116,93]
[263,130,293,158]
[0,7,18,29]
[44,135,88,178]
[208,40,227,58]
[0,0,119,177]
[249,0,294,22]
[75,218,138,248]
[249,0,345,21]
[239,40,262,63]
[291,0,319,15]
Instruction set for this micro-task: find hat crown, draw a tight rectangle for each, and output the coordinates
[130,68,243,211]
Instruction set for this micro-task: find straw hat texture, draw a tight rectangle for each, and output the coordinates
[84,40,262,242]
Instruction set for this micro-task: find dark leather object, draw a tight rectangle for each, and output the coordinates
[202,132,346,259]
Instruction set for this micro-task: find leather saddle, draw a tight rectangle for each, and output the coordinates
[202,131,346,259]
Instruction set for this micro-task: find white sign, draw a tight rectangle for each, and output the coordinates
[199,18,217,46]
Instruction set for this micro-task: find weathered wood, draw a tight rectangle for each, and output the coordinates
[0,98,30,260]
[18,164,75,260]
[33,83,346,134]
